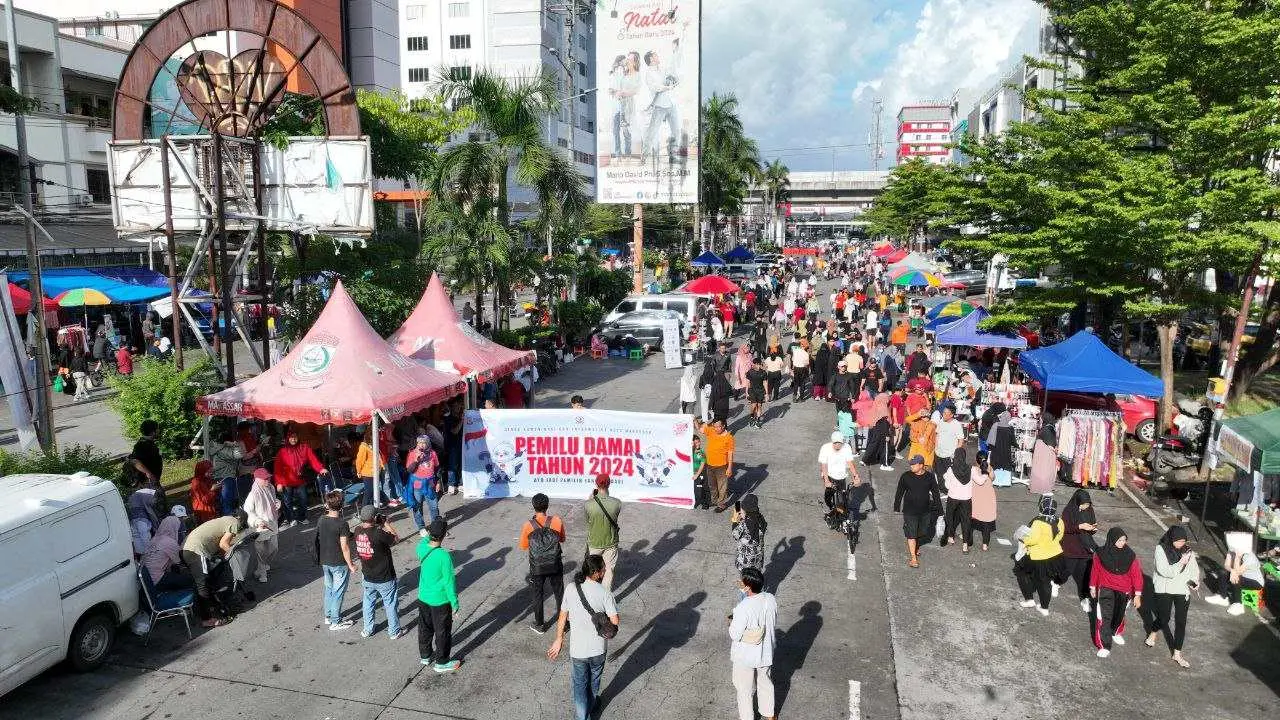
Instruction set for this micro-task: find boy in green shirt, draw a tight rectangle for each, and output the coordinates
[417,518,460,673]
[692,435,708,510]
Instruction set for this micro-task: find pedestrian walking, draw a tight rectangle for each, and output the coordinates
[763,347,786,402]
[547,554,620,720]
[273,428,329,526]
[932,406,965,479]
[745,357,768,427]
[692,435,709,510]
[893,455,941,568]
[417,518,461,672]
[969,452,997,551]
[734,344,752,401]
[730,494,767,572]
[680,363,701,415]
[819,431,858,513]
[584,474,622,589]
[940,447,974,552]
[709,367,734,423]
[1089,527,1143,658]
[1015,496,1066,616]
[789,337,810,402]
[1061,489,1099,612]
[405,435,442,537]
[1144,525,1199,668]
[704,418,736,513]
[353,505,408,639]
[316,490,357,629]
[1029,422,1059,495]
[521,493,566,633]
[242,468,280,584]
[729,567,777,720]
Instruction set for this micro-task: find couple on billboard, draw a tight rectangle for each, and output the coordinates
[606,28,690,166]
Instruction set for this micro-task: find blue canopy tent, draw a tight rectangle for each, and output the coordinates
[933,307,1028,348]
[1018,330,1162,396]
[691,251,726,267]
[9,267,170,303]
[723,245,755,262]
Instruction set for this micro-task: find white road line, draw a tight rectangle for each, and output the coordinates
[1117,480,1168,531]
[846,552,857,581]
[848,679,861,719]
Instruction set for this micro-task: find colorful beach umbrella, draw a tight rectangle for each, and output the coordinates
[925,299,975,321]
[54,288,112,307]
[891,271,943,288]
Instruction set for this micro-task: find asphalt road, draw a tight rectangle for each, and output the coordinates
[3,280,1277,720]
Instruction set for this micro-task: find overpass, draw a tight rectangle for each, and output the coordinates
[743,170,891,239]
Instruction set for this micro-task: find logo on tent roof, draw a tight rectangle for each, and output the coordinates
[291,332,339,382]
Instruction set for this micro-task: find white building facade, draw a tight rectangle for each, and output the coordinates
[896,104,953,166]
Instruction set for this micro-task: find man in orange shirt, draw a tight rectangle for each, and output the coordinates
[520,493,566,633]
[890,320,910,350]
[703,418,736,513]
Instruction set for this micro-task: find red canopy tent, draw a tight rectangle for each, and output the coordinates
[884,249,909,263]
[5,282,58,315]
[389,273,534,382]
[872,244,899,258]
[682,274,741,295]
[196,281,466,425]
[782,247,818,256]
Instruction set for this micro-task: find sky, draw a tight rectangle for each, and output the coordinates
[702,0,1044,172]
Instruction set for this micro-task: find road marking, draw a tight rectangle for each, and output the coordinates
[848,679,861,719]
[1117,480,1168,531]
[846,552,856,580]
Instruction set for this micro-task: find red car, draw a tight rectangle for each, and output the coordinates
[1034,382,1158,444]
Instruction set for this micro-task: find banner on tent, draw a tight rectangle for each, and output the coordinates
[461,409,694,507]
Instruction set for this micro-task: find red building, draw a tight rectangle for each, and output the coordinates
[896,104,953,165]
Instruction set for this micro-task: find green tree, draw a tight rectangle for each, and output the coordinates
[760,159,791,246]
[108,358,220,458]
[701,93,761,249]
[865,158,956,251]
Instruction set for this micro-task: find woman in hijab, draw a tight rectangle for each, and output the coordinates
[733,344,753,400]
[977,402,1006,454]
[1088,527,1144,658]
[141,515,189,589]
[1015,495,1066,615]
[243,468,281,584]
[1028,416,1059,495]
[679,362,701,415]
[941,448,974,552]
[1060,489,1099,612]
[1145,525,1199,667]
[811,339,832,400]
[969,451,997,550]
[189,459,219,524]
[730,494,767,572]
[709,368,734,424]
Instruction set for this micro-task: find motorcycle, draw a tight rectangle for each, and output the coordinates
[1145,401,1213,483]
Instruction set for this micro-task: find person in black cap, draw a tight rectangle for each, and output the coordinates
[417,518,460,672]
[893,454,940,568]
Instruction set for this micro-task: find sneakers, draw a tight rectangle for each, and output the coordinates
[1096,648,1110,658]
[323,617,332,625]
[360,630,373,638]
[329,620,355,632]
[1204,594,1229,607]
[529,622,548,635]
[879,465,893,471]
[433,660,461,673]
[1111,634,1125,646]
[299,518,310,525]
[287,520,298,528]
[1019,599,1037,609]
[1036,607,1050,617]
[419,529,429,538]
[389,627,410,640]
[1080,598,1091,613]
[1051,583,1061,598]
[420,656,435,665]
[1227,603,1246,616]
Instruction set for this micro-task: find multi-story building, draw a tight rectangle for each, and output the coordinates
[399,0,597,203]
[896,104,952,165]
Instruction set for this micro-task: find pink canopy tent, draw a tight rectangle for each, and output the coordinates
[197,281,466,425]
[871,244,899,258]
[389,273,534,382]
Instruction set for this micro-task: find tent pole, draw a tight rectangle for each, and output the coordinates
[371,411,381,507]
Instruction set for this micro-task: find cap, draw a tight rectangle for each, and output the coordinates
[595,473,611,489]
[170,504,188,518]
[830,431,844,443]
[909,454,925,465]
[428,518,448,540]
[359,505,377,522]
[253,468,271,481]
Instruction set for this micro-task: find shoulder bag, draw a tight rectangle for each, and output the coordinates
[574,581,618,639]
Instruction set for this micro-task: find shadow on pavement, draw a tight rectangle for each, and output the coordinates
[773,600,823,715]
[612,525,697,603]
[766,536,806,593]
[598,591,706,713]
[1229,623,1280,696]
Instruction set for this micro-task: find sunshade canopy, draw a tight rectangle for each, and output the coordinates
[872,244,899,257]
[892,270,943,288]
[888,252,937,271]
[54,288,112,307]
[691,251,726,267]
[1018,330,1162,396]
[197,281,466,424]
[723,245,755,262]
[884,249,909,263]
[5,283,58,315]
[388,273,534,382]
[8,267,170,303]
[1217,408,1280,474]
[926,300,975,321]
[683,275,741,295]
[934,307,1028,348]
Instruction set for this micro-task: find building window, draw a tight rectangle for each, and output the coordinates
[449,66,472,81]
[405,4,424,20]
[449,34,472,50]
[577,34,588,50]
[577,61,587,77]
[573,150,594,165]
[406,36,428,52]
[557,138,569,148]
[408,67,430,83]
[85,168,109,203]
[448,2,470,18]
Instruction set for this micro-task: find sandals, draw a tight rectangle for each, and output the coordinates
[908,557,920,568]
[202,618,231,628]
[1172,655,1190,669]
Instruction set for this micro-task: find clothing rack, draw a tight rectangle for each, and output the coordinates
[1059,410,1124,489]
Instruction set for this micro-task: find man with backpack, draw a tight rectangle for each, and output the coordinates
[547,554,620,720]
[584,474,622,590]
[520,493,566,633]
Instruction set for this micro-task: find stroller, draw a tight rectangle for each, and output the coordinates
[204,530,259,616]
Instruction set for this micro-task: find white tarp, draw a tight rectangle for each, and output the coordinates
[462,409,694,507]
[259,138,375,233]
[0,274,39,451]
[595,0,701,204]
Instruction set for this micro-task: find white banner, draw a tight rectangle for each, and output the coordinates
[462,409,694,507]
[662,316,682,369]
[0,274,39,451]
[596,0,701,204]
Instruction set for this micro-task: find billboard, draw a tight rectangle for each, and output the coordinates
[595,1,700,204]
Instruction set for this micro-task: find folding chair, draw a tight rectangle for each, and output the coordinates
[137,566,195,644]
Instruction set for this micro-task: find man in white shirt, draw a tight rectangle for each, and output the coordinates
[932,405,966,479]
[865,307,879,335]
[547,554,620,720]
[818,431,860,512]
[729,567,777,720]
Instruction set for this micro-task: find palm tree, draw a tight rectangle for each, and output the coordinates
[701,93,761,250]
[761,159,791,246]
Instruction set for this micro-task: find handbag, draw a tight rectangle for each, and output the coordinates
[739,625,765,645]
[574,581,617,639]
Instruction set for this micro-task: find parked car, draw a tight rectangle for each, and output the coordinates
[1034,383,1159,443]
[1,472,140,697]
[604,293,704,325]
[943,269,987,295]
[724,263,762,281]
[596,310,688,349]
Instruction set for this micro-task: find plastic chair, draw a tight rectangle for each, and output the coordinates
[628,348,645,361]
[137,565,195,644]
[1240,587,1263,614]
[591,349,606,360]
[573,345,586,355]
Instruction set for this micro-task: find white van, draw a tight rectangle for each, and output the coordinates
[604,293,705,324]
[0,472,139,697]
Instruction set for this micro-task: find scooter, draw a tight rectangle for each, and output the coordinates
[1145,402,1213,482]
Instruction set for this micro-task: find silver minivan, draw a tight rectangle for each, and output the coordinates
[603,293,705,325]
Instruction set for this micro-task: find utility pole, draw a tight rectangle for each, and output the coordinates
[6,1,54,451]
[632,203,644,293]
[872,99,885,170]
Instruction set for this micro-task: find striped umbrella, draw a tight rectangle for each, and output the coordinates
[54,288,112,307]
[925,299,975,321]
[891,270,943,288]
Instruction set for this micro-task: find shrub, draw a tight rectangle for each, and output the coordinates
[108,357,220,459]
[556,300,604,343]
[576,266,631,310]
[0,445,126,493]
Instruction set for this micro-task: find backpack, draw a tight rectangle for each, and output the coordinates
[528,515,562,575]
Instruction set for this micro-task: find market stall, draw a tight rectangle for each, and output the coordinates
[887,251,937,273]
[1213,409,1280,544]
[723,245,755,262]
[691,251,727,268]
[932,307,1028,349]
[1017,330,1162,396]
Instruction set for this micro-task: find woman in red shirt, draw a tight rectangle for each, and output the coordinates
[273,429,328,526]
[1089,527,1144,657]
[720,301,736,337]
[189,459,218,523]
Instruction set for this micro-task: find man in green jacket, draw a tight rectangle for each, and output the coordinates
[417,518,461,673]
[584,474,622,590]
